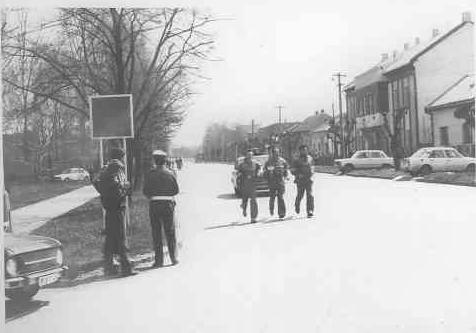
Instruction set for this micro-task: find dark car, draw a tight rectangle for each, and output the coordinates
[4,190,67,301]
[231,154,270,196]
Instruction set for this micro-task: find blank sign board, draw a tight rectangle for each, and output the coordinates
[90,94,134,139]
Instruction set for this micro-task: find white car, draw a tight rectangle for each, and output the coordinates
[53,168,90,181]
[403,147,476,176]
[335,150,394,172]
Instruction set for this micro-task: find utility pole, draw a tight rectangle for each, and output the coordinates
[276,105,284,125]
[333,72,346,157]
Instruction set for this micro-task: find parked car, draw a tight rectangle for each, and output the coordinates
[4,190,67,301]
[403,147,476,176]
[53,167,90,181]
[231,154,270,196]
[335,150,394,172]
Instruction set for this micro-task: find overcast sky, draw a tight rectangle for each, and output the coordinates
[4,0,476,147]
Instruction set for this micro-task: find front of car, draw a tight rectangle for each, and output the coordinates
[232,154,271,196]
[4,191,67,301]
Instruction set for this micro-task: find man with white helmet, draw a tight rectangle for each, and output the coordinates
[143,149,180,267]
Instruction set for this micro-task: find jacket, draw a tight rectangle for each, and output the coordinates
[143,167,179,198]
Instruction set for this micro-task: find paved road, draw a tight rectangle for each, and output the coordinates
[11,185,99,234]
[6,163,476,332]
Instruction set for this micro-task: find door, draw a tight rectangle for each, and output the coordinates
[444,149,464,171]
[427,150,447,172]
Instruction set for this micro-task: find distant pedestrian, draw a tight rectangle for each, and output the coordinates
[236,149,261,223]
[264,147,289,218]
[143,150,180,267]
[93,148,136,277]
[291,145,315,218]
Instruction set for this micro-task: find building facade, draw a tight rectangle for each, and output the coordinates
[384,13,474,154]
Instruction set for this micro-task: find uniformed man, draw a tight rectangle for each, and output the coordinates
[236,149,261,223]
[93,148,135,276]
[291,144,315,218]
[143,150,180,267]
[264,146,289,218]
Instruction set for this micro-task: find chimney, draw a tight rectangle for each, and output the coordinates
[403,43,410,50]
[432,28,439,37]
[392,50,398,59]
[381,53,389,61]
[415,37,420,45]
[462,11,472,23]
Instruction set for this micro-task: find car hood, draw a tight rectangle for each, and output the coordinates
[335,158,350,163]
[4,233,61,256]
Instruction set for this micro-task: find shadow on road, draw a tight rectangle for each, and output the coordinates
[205,215,309,230]
[6,299,50,322]
[216,193,239,200]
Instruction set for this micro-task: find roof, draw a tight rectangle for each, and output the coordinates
[257,122,301,137]
[291,112,332,133]
[384,21,472,74]
[426,75,475,110]
[312,123,331,133]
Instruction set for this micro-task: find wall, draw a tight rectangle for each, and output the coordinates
[432,107,467,146]
[414,22,474,145]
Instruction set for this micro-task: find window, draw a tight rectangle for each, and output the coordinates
[439,127,449,146]
[462,122,472,144]
[354,151,368,159]
[445,149,462,158]
[370,151,382,158]
[429,150,446,158]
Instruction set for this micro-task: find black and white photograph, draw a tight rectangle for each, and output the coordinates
[1,0,475,331]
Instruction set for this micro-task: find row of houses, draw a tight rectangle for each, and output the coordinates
[344,12,475,157]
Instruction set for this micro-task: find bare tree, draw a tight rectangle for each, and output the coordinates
[3,8,216,184]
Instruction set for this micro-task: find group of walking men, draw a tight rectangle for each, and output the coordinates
[235,144,315,223]
[93,148,180,277]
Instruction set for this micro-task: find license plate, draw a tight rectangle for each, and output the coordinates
[39,273,59,287]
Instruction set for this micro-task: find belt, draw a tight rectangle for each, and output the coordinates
[150,196,175,201]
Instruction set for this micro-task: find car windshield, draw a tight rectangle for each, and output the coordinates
[411,149,430,158]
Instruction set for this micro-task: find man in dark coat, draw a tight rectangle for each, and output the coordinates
[236,149,261,223]
[264,146,289,218]
[291,145,315,218]
[93,148,135,276]
[143,150,180,267]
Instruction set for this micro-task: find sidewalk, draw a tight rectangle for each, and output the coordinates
[11,185,99,234]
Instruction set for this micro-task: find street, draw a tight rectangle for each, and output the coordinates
[6,163,476,332]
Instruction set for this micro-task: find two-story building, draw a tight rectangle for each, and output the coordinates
[384,12,474,154]
[345,57,391,155]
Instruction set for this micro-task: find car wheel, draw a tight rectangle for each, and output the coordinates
[343,164,354,173]
[466,164,475,173]
[6,285,40,301]
[418,165,432,176]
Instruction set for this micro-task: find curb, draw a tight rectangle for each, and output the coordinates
[314,167,475,187]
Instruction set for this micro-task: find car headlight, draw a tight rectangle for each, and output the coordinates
[56,249,64,265]
[6,258,18,277]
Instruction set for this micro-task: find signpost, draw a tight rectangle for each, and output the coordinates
[90,94,134,241]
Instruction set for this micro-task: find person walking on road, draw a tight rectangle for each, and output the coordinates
[93,148,136,277]
[236,149,261,223]
[143,150,180,267]
[264,146,289,219]
[291,145,315,218]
